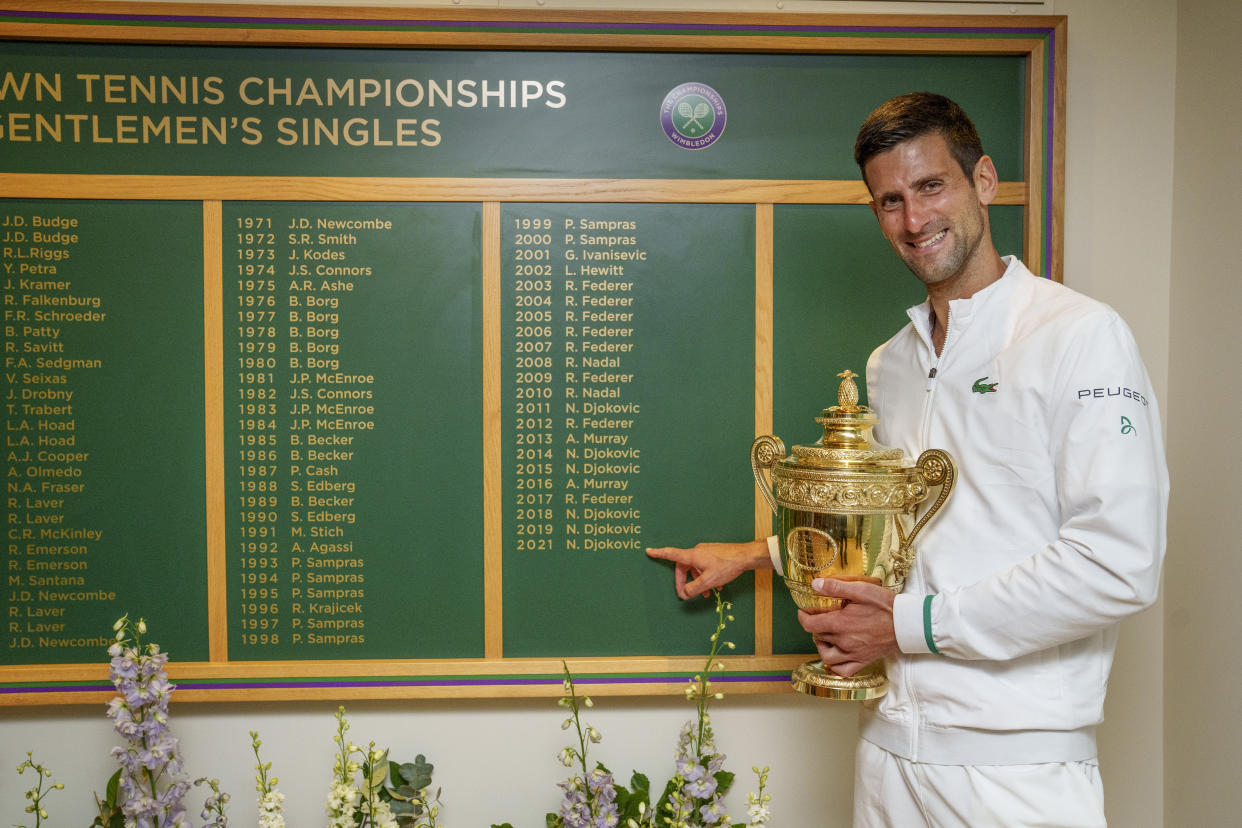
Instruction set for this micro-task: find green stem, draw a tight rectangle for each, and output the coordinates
[566,671,590,776]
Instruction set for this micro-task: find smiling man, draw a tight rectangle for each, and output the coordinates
[647,93,1168,827]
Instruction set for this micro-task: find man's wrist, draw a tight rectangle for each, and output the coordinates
[763,536,782,575]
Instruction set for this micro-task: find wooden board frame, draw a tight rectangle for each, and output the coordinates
[0,1,1066,704]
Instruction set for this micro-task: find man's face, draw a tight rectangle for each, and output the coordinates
[864,132,993,289]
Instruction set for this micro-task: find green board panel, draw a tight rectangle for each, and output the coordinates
[221,202,484,660]
[0,44,1026,181]
[500,204,756,657]
[1,199,207,664]
[768,203,1025,653]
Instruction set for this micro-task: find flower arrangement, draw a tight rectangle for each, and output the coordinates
[84,615,232,827]
[14,752,64,828]
[250,731,287,828]
[13,615,456,828]
[493,590,772,828]
[90,614,214,828]
[195,777,230,828]
[9,600,779,828]
[321,706,444,828]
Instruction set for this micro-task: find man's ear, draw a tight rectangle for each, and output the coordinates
[973,155,1000,206]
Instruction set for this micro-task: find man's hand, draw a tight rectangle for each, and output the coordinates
[645,540,771,600]
[798,578,898,676]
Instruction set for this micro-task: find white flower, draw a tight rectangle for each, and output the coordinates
[260,789,285,810]
[258,813,286,828]
[368,798,401,828]
[325,781,360,817]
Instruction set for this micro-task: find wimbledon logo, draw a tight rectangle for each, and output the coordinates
[660,82,727,150]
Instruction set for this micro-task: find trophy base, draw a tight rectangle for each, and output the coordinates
[791,659,888,701]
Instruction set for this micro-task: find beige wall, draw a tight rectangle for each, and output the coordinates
[1056,2,1175,825]
[1165,1,1242,825]
[4,1,1232,825]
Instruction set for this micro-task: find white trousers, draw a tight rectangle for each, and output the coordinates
[853,739,1107,828]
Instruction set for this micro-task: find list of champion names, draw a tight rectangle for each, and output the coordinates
[501,203,755,657]
[505,207,646,561]
[226,206,379,657]
[2,208,109,652]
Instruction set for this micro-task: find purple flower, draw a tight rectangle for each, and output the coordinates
[700,796,728,824]
[684,773,718,799]
[677,757,706,782]
[104,618,208,827]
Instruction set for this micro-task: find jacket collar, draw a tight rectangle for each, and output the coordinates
[906,256,1026,354]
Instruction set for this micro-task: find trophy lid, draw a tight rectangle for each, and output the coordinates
[787,370,907,470]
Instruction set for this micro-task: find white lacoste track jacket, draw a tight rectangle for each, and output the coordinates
[859,257,1169,765]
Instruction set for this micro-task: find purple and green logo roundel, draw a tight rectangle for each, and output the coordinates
[660,82,727,150]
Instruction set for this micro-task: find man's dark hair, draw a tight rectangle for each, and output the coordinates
[854,92,984,188]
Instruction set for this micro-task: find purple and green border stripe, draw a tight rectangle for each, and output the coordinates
[1,669,793,696]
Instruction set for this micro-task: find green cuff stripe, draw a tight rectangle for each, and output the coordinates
[923,594,940,655]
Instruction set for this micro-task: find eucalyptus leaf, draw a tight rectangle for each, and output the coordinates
[398,755,434,791]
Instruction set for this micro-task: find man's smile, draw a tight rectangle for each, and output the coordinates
[910,228,948,250]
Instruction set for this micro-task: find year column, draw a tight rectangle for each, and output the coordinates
[508,215,558,557]
[230,216,283,648]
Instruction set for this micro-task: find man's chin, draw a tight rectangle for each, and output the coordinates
[900,257,955,287]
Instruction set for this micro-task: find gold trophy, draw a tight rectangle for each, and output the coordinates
[750,370,955,699]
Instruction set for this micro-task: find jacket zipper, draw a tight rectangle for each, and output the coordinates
[909,304,950,759]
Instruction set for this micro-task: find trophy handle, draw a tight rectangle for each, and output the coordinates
[896,448,956,556]
[750,434,786,516]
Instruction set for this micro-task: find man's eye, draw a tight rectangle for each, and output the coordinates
[922,181,943,193]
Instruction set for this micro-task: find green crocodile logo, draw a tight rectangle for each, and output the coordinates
[972,377,998,394]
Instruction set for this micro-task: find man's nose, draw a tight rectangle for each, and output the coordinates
[903,200,930,234]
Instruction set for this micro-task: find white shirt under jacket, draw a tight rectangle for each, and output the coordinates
[791,257,1169,766]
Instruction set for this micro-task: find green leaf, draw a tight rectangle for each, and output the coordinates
[105,768,122,806]
[490,824,516,828]
[616,790,648,822]
[388,799,415,815]
[396,755,433,791]
[654,775,681,818]
[392,784,419,801]
[367,749,390,789]
[713,769,736,795]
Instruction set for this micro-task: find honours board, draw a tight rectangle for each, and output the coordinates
[0,3,1064,702]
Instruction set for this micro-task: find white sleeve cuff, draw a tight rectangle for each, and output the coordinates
[766,535,783,576]
[893,592,939,655]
